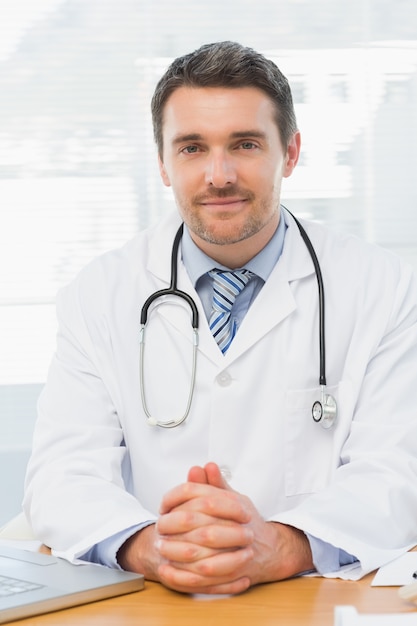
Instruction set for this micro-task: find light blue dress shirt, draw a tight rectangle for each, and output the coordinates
[181,213,286,325]
[82,211,356,574]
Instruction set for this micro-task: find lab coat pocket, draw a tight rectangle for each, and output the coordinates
[284,385,339,497]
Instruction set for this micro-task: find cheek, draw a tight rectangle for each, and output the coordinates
[247,158,282,184]
[171,169,201,195]
[253,169,283,198]
[168,178,196,208]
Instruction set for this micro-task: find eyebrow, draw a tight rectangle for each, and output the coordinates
[230,130,267,140]
[171,130,267,145]
[171,133,203,145]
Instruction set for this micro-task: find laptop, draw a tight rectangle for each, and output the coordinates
[0,544,144,624]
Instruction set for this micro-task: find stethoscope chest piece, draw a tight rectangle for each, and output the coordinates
[312,391,337,429]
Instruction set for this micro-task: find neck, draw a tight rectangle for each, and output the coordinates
[190,214,280,269]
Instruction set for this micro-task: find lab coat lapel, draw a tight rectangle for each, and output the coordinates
[144,211,316,365]
[221,214,316,362]
[146,213,222,364]
[146,212,182,283]
[230,268,296,354]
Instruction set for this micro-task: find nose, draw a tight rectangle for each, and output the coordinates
[205,150,237,188]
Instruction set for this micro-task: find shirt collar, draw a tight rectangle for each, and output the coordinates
[181,208,287,287]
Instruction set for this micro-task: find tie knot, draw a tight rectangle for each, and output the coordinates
[208,268,254,313]
[208,268,254,354]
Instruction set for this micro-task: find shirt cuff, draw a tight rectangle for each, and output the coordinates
[80,521,155,569]
[306,533,357,574]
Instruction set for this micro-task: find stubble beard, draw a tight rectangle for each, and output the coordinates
[179,188,279,246]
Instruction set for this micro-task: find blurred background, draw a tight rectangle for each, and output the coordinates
[0,0,416,525]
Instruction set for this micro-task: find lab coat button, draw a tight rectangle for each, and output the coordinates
[220,466,232,481]
[217,372,232,387]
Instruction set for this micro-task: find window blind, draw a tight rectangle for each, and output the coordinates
[0,0,416,523]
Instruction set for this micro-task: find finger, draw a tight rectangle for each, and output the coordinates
[204,462,230,489]
[160,482,250,520]
[159,565,251,596]
[159,481,202,514]
[157,523,254,555]
[157,509,244,535]
[187,465,208,484]
[157,510,210,535]
[156,538,219,563]
[158,547,253,591]
[158,493,251,529]
[171,545,253,576]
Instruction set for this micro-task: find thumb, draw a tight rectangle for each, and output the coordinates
[204,462,233,490]
[187,465,208,484]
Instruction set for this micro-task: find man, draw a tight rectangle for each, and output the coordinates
[24,41,417,595]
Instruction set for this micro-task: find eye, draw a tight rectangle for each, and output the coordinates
[239,141,257,150]
[181,145,200,154]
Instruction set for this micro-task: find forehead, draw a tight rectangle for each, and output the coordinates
[161,86,279,140]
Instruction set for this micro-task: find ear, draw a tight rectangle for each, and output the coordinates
[158,155,171,187]
[283,131,301,178]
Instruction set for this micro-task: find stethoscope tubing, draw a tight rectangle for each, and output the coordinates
[140,223,199,329]
[139,207,336,428]
[288,211,327,387]
[139,223,199,428]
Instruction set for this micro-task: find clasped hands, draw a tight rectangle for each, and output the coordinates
[117,462,313,595]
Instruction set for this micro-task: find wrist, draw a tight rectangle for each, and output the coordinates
[266,522,314,581]
[117,523,159,580]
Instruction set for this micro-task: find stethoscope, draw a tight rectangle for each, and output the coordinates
[139,209,337,430]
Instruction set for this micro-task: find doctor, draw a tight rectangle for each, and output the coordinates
[24,41,417,595]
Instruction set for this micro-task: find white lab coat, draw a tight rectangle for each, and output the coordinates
[23,209,417,579]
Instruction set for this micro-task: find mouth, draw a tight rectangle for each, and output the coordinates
[198,197,249,208]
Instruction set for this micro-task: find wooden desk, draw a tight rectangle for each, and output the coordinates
[14,573,417,626]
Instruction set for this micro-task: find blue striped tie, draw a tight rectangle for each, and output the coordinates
[208,268,254,354]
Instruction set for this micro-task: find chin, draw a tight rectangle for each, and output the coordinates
[197,225,251,246]
[186,210,267,246]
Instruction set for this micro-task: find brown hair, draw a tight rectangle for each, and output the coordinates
[151,41,298,157]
